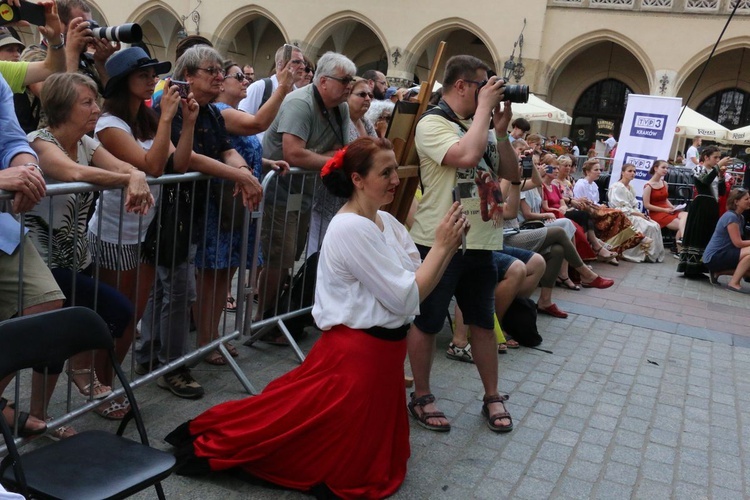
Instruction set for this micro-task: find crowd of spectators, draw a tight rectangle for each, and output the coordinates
[1,0,749,495]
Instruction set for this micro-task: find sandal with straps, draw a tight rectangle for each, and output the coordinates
[482,394,513,433]
[407,393,451,432]
[69,368,112,399]
[556,276,580,291]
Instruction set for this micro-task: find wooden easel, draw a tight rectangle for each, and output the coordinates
[384,41,447,224]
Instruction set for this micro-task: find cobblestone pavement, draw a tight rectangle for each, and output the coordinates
[19,257,750,499]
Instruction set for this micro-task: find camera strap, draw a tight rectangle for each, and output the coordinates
[312,84,345,147]
[423,100,496,173]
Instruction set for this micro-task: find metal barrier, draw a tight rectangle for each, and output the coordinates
[0,165,339,454]
[241,168,329,363]
[0,171,264,453]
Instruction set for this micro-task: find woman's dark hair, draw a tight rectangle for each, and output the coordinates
[321,137,394,198]
[648,159,668,175]
[726,188,749,211]
[102,75,158,142]
[700,145,720,161]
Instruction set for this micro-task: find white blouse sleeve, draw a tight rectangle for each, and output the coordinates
[324,215,420,317]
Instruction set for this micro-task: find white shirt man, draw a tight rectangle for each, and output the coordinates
[685,137,701,173]
[238,45,305,142]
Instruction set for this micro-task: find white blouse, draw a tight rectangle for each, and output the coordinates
[608,181,640,215]
[573,178,600,204]
[312,211,421,331]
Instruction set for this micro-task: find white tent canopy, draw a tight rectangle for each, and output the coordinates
[674,106,729,142]
[506,94,572,125]
[726,124,750,145]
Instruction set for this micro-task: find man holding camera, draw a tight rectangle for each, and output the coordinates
[407,55,520,434]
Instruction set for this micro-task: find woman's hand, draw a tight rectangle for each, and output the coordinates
[434,202,470,253]
[234,168,263,209]
[124,169,154,214]
[542,212,556,220]
[159,82,182,122]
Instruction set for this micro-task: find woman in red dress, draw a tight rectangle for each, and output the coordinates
[165,137,467,499]
[642,160,687,239]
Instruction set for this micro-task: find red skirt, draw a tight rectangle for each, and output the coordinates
[166,325,410,499]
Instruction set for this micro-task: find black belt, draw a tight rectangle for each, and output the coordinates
[363,324,410,341]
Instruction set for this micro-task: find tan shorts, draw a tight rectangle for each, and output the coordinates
[260,205,310,269]
[0,237,66,320]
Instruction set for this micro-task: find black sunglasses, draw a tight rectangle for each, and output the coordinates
[353,91,374,99]
[304,66,314,74]
[327,75,354,86]
[226,72,246,82]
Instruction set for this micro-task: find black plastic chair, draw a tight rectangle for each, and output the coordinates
[0,307,175,499]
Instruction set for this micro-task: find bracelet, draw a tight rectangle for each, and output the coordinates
[22,162,44,176]
[496,133,509,142]
[511,181,521,185]
[47,34,65,50]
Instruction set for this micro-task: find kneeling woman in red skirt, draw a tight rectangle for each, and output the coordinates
[166,137,468,499]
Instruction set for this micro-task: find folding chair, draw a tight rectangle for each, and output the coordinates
[0,307,175,499]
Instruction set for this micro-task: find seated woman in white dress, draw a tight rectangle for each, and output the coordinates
[608,163,664,263]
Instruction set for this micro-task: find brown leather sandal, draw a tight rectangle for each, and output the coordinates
[482,394,513,433]
[407,393,451,432]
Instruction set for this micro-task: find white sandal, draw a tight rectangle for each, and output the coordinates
[94,397,130,420]
[70,369,112,400]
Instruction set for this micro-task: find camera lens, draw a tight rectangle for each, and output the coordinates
[504,84,529,104]
[89,22,142,44]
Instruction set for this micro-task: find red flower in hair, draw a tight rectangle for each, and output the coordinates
[321,146,347,178]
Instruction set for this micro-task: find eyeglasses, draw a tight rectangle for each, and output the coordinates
[326,75,354,86]
[375,80,387,86]
[226,72,246,82]
[463,79,488,89]
[290,59,304,65]
[352,91,374,99]
[197,67,225,77]
[304,66,314,74]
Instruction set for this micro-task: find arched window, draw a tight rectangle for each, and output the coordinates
[571,79,632,153]
[697,88,750,129]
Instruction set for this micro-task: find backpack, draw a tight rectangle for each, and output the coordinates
[501,297,542,347]
[262,252,319,338]
[259,77,274,110]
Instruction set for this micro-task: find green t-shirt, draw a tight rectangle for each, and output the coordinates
[411,113,503,250]
[0,61,29,93]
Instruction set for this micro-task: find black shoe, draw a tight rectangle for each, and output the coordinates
[134,360,160,376]
[157,367,205,399]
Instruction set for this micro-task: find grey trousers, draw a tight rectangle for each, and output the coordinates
[136,244,197,366]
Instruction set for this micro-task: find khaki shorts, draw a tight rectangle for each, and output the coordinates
[260,205,310,269]
[0,237,66,320]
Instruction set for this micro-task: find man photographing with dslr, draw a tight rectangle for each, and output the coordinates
[407,55,520,434]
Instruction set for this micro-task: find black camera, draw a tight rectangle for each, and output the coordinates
[504,84,529,104]
[521,155,534,178]
[88,21,142,44]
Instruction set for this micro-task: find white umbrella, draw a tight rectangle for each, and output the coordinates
[726,124,750,145]
[506,94,572,125]
[674,106,729,142]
